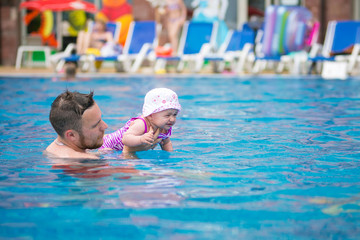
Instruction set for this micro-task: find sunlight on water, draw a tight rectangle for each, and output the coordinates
[1,75,360,239]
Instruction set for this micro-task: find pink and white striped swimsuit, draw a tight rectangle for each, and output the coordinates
[100,117,172,150]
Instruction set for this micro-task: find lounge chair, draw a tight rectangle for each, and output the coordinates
[307,20,360,78]
[74,21,158,73]
[16,35,53,70]
[154,21,218,73]
[345,43,360,75]
[117,21,158,73]
[252,5,312,74]
[200,24,255,73]
[51,21,121,72]
[276,21,320,75]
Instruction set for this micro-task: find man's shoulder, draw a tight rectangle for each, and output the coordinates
[45,141,56,153]
[45,141,69,158]
[45,141,98,159]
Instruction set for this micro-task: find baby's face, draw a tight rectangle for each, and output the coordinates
[150,109,178,131]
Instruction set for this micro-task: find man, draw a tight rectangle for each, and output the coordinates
[46,90,108,158]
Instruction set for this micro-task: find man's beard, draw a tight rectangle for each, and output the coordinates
[78,132,103,150]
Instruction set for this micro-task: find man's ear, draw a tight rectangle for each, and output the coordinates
[64,129,79,142]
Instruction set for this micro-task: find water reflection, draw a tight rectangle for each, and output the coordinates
[48,154,185,208]
[50,157,139,179]
[1,76,360,239]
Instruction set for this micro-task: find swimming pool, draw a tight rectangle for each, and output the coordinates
[1,74,360,239]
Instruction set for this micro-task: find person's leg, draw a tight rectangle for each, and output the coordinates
[76,31,84,54]
[166,21,181,53]
[76,31,90,55]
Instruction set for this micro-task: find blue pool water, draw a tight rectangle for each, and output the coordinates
[1,75,360,239]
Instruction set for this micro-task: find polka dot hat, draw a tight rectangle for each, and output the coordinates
[142,88,181,117]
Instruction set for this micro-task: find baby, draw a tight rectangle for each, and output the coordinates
[100,88,181,153]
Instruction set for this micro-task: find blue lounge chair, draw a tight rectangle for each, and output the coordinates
[200,25,255,73]
[50,43,77,72]
[346,43,360,75]
[117,21,158,73]
[61,21,158,73]
[307,20,360,77]
[154,21,218,73]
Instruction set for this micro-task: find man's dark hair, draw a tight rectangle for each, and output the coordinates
[49,90,95,137]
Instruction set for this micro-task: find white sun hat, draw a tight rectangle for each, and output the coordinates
[142,88,181,117]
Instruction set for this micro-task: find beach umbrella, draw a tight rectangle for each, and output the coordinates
[20,0,98,49]
[20,0,97,13]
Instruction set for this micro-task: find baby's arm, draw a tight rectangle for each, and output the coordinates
[122,119,160,149]
[160,138,173,151]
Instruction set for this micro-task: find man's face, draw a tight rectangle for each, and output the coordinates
[78,102,108,150]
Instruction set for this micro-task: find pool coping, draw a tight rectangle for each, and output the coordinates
[1,66,359,80]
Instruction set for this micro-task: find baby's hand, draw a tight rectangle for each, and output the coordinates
[140,130,155,145]
[140,127,161,149]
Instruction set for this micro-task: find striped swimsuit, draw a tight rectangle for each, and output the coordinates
[100,117,172,151]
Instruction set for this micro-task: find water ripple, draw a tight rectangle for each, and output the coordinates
[1,76,360,239]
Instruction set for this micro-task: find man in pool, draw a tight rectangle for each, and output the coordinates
[46,90,108,158]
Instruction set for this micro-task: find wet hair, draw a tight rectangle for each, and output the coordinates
[49,90,94,137]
